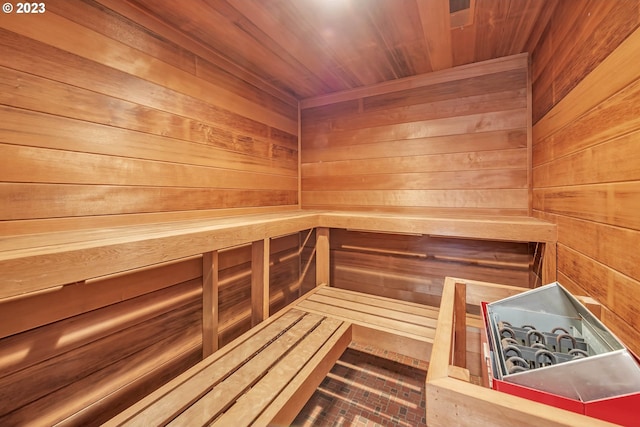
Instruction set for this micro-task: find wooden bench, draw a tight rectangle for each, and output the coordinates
[0,211,557,425]
[296,285,438,361]
[0,210,557,300]
[105,285,439,426]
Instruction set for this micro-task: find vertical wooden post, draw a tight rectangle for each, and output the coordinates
[315,227,330,286]
[453,281,467,368]
[251,238,270,327]
[298,231,303,298]
[202,250,219,358]
[542,241,557,284]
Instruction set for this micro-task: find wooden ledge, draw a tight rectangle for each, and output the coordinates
[318,210,557,243]
[0,211,556,300]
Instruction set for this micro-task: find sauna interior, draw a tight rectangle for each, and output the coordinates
[0,0,639,426]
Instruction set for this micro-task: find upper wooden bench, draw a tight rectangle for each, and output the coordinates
[105,285,438,427]
[0,210,557,300]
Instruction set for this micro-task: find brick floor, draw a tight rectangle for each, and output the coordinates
[292,342,428,427]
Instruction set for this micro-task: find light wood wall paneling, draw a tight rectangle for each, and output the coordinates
[0,0,299,234]
[0,280,202,424]
[533,79,640,172]
[531,22,640,355]
[300,54,530,216]
[1,318,201,426]
[530,0,639,124]
[0,256,201,339]
[269,234,302,314]
[94,0,298,108]
[301,148,527,177]
[0,298,199,418]
[0,10,296,134]
[0,280,200,378]
[302,128,526,163]
[328,229,531,305]
[0,183,297,221]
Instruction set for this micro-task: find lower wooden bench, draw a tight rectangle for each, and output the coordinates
[296,286,438,361]
[105,286,438,426]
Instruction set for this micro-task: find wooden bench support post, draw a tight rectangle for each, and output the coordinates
[453,281,467,368]
[252,238,270,326]
[316,227,330,286]
[202,250,219,358]
[542,241,557,284]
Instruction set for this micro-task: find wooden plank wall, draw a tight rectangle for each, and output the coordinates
[0,2,300,424]
[0,258,203,426]
[300,54,533,302]
[0,0,299,235]
[218,235,302,347]
[0,234,300,424]
[330,229,531,307]
[529,2,640,355]
[300,54,530,216]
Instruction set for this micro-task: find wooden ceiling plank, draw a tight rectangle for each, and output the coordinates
[96,0,547,100]
[200,0,337,98]
[380,0,433,75]
[224,0,351,94]
[417,0,454,71]
[451,24,477,66]
[296,0,395,87]
[506,0,546,56]
[473,0,511,62]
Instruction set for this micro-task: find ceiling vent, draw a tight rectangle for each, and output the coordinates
[450,0,475,28]
[450,0,471,14]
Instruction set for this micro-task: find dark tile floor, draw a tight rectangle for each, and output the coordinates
[292,342,429,427]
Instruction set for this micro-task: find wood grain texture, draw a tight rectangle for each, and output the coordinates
[531,23,640,355]
[529,0,640,124]
[202,251,219,357]
[100,0,552,99]
[301,55,530,216]
[0,2,298,235]
[0,257,201,339]
[0,280,202,425]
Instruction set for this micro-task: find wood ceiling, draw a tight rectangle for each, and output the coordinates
[127,0,555,100]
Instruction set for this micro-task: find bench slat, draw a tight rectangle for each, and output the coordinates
[316,286,440,318]
[307,292,438,329]
[211,317,348,427]
[296,299,435,342]
[167,312,325,426]
[111,309,306,426]
[251,322,352,426]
